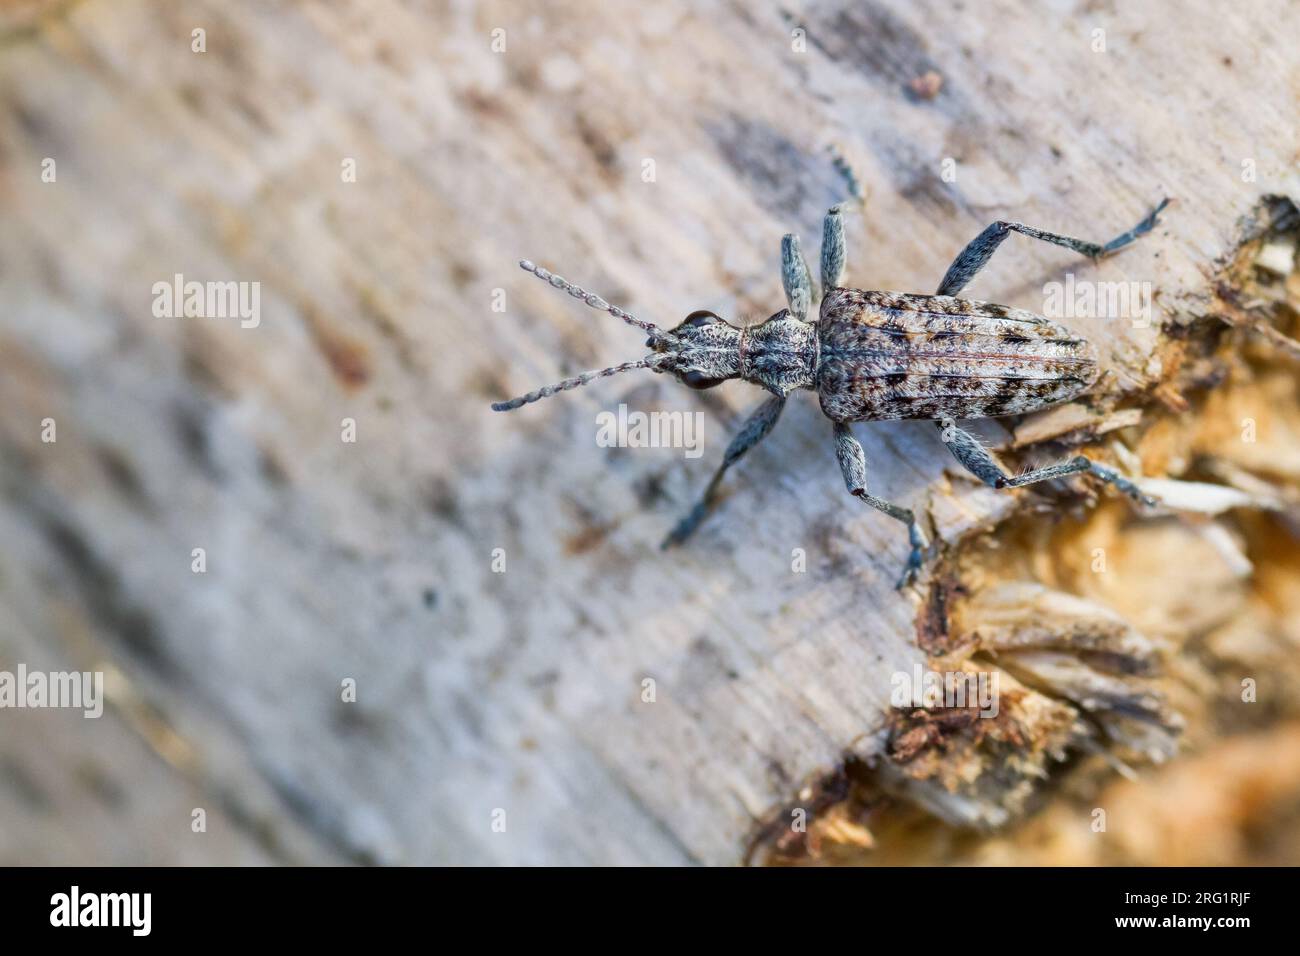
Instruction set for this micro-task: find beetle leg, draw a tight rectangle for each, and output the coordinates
[662,395,786,548]
[833,423,929,589]
[936,421,1156,506]
[820,205,845,295]
[829,145,867,208]
[781,233,815,321]
[936,198,1171,297]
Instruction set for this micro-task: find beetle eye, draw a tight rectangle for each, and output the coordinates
[680,369,725,390]
[680,310,721,330]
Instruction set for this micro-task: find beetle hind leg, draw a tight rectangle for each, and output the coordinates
[938,421,1156,506]
[936,198,1171,297]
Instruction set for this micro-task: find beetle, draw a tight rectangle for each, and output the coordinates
[492,196,1169,587]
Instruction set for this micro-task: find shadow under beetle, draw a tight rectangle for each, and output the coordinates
[493,195,1170,587]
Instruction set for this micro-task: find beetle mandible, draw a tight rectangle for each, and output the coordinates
[492,196,1170,587]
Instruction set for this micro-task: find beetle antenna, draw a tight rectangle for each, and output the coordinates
[518,260,678,344]
[491,355,670,412]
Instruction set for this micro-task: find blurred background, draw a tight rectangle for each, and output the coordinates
[1,0,1298,865]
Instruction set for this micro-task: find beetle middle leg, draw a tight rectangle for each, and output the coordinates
[820,205,846,293]
[662,395,786,548]
[936,198,1171,297]
[788,174,856,319]
[937,420,1155,505]
[829,146,867,208]
[833,422,929,588]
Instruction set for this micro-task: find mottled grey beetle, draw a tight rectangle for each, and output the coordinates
[493,197,1169,587]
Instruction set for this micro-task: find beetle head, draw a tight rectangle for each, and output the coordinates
[646,310,743,391]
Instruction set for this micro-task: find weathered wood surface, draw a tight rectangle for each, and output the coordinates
[1,0,1298,865]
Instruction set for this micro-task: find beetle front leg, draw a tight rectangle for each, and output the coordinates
[937,421,1156,505]
[662,395,786,548]
[936,198,1171,297]
[781,233,815,321]
[833,423,929,588]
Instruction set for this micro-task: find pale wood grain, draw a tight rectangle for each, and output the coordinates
[1,0,1297,864]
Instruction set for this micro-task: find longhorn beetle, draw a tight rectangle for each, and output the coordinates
[492,196,1170,587]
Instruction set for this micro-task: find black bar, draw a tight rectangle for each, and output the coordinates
[0,866,1282,940]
